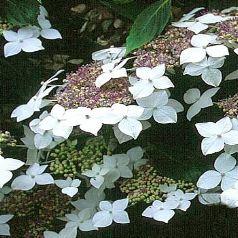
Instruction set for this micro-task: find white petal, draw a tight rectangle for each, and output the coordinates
[184,88,201,104]
[221,175,238,191]
[21,38,44,52]
[11,104,34,122]
[34,133,52,149]
[187,22,208,34]
[150,64,166,79]
[207,57,225,68]
[153,106,177,124]
[4,42,22,57]
[127,105,144,118]
[206,45,229,58]
[95,73,112,88]
[0,224,10,236]
[221,188,238,208]
[214,153,236,173]
[100,201,113,211]
[180,47,206,64]
[178,200,191,211]
[202,68,222,87]
[142,206,155,218]
[191,34,217,48]
[195,122,217,137]
[0,158,24,171]
[197,170,221,189]
[52,122,73,139]
[17,28,34,39]
[0,214,13,224]
[80,118,102,136]
[223,130,238,145]
[90,176,104,189]
[11,175,35,190]
[113,198,128,211]
[78,220,97,231]
[41,28,62,39]
[62,187,78,197]
[27,163,47,176]
[201,136,224,155]
[113,125,133,144]
[136,67,151,80]
[0,171,13,188]
[113,211,130,224]
[35,173,54,185]
[197,13,224,24]
[235,48,238,55]
[39,116,57,130]
[187,103,201,121]
[129,80,154,99]
[92,211,112,227]
[111,68,127,79]
[167,99,184,113]
[153,210,175,223]
[152,76,174,89]
[3,30,18,41]
[51,104,65,119]
[216,117,232,134]
[118,118,142,139]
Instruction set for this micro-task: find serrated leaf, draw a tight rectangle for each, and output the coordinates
[126,0,171,53]
[225,69,238,81]
[6,0,40,27]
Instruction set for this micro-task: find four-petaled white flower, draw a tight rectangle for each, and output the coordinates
[183,87,220,120]
[39,104,73,139]
[136,91,178,124]
[129,64,174,99]
[173,12,226,34]
[184,57,225,87]
[111,104,144,139]
[0,155,24,188]
[142,200,179,223]
[44,227,78,238]
[11,163,54,191]
[166,189,197,211]
[180,34,229,65]
[126,146,147,170]
[0,214,14,236]
[92,198,130,227]
[11,70,63,122]
[102,154,133,179]
[65,209,97,231]
[92,47,126,64]
[195,117,238,155]
[95,59,128,87]
[197,153,238,191]
[82,164,109,189]
[55,177,81,197]
[3,28,44,57]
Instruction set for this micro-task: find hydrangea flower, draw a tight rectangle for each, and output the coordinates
[129,64,174,99]
[136,91,178,124]
[173,12,226,34]
[0,214,14,236]
[0,155,24,188]
[183,87,220,120]
[195,117,238,155]
[92,198,130,227]
[3,28,44,57]
[142,200,179,223]
[44,227,78,238]
[166,189,197,211]
[11,163,54,191]
[95,59,128,88]
[65,209,97,231]
[183,57,225,87]
[55,178,81,197]
[180,34,229,64]
[197,153,238,191]
[82,164,109,189]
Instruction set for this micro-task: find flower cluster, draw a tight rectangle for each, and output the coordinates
[0,185,71,237]
[217,93,238,117]
[0,131,16,155]
[120,164,196,205]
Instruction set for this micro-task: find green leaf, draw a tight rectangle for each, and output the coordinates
[6,0,39,27]
[126,0,171,53]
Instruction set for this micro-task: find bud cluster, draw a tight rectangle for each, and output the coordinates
[120,164,196,205]
[217,93,238,117]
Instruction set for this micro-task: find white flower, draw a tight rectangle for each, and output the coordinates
[11,70,63,122]
[159,184,177,193]
[55,178,81,197]
[113,120,151,144]
[111,104,144,139]
[39,104,73,139]
[136,91,178,124]
[82,164,109,189]
[3,27,44,57]
[129,64,174,99]
[92,47,126,63]
[221,188,238,208]
[44,227,77,238]
[183,87,220,120]
[126,146,147,170]
[184,57,225,87]
[173,12,226,34]
[195,117,238,155]
[11,163,54,191]
[95,59,128,87]
[166,189,197,211]
[71,188,105,213]
[0,155,24,188]
[180,34,229,64]
[92,198,130,227]
[103,154,133,179]
[197,153,238,191]
[197,188,221,205]
[65,209,97,231]
[142,200,179,223]
[0,214,14,236]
